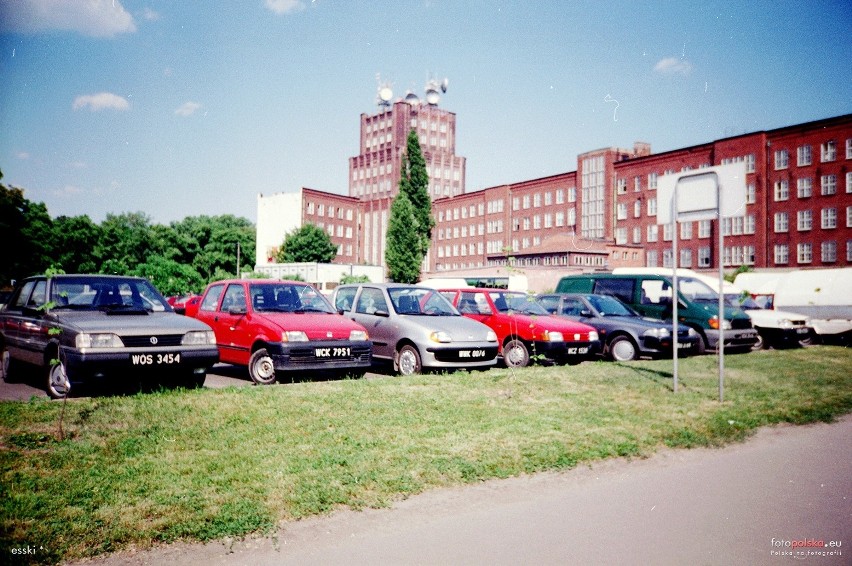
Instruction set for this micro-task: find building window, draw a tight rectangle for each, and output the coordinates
[731,216,744,236]
[745,154,755,173]
[648,172,658,190]
[556,211,564,227]
[581,155,605,239]
[797,177,812,198]
[633,226,641,244]
[662,249,673,268]
[821,175,837,195]
[848,240,852,262]
[615,227,627,245]
[568,187,576,202]
[847,206,852,228]
[746,183,756,204]
[774,212,789,233]
[821,208,837,229]
[698,246,711,267]
[797,210,812,231]
[680,221,692,240]
[680,249,692,267]
[663,223,674,242]
[633,200,641,218]
[647,197,657,216]
[821,140,836,162]
[745,214,755,234]
[647,224,658,242]
[533,193,542,207]
[634,176,641,192]
[774,244,789,264]
[646,250,659,267]
[774,149,789,170]
[821,241,837,262]
[544,192,553,206]
[847,139,852,159]
[616,203,627,220]
[616,178,627,194]
[556,189,564,204]
[797,145,812,166]
[522,195,530,209]
[698,220,711,238]
[774,179,789,201]
[797,243,812,264]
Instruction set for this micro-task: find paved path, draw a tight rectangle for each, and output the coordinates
[68,415,852,566]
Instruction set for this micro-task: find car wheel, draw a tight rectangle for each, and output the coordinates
[608,336,639,362]
[248,349,277,385]
[695,331,708,355]
[179,371,206,389]
[752,332,767,351]
[396,345,422,376]
[503,339,530,368]
[46,359,71,399]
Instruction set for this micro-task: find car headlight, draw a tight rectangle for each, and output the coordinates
[349,329,369,341]
[687,327,698,336]
[429,331,453,343]
[588,331,599,342]
[778,319,794,329]
[76,333,123,349]
[543,330,563,342]
[708,316,732,330]
[486,331,498,342]
[643,327,671,339]
[182,330,216,345]
[282,331,309,342]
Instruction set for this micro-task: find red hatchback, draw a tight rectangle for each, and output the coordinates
[439,288,600,367]
[190,279,372,383]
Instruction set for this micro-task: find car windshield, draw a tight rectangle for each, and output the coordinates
[677,277,719,303]
[249,283,335,313]
[494,292,550,315]
[725,293,761,310]
[389,287,458,316]
[585,294,636,317]
[51,276,169,312]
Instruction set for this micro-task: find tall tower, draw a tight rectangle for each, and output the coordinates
[349,78,466,265]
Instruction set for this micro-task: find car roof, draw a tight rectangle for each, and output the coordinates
[209,279,311,285]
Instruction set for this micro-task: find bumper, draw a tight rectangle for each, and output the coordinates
[558,340,601,361]
[425,343,499,369]
[267,340,372,372]
[704,328,760,350]
[757,326,812,347]
[62,346,220,382]
[640,335,701,356]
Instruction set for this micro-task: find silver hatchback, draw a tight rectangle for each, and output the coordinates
[332,283,498,375]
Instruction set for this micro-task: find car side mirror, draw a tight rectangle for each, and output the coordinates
[580,309,593,317]
[373,309,390,317]
[228,305,247,316]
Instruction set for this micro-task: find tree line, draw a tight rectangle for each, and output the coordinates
[1,170,255,296]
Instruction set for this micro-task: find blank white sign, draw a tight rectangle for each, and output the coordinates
[657,162,747,224]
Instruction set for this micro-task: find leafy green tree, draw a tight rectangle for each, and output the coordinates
[385,192,422,283]
[52,215,101,273]
[0,172,54,283]
[168,215,255,282]
[134,255,205,296]
[340,273,370,284]
[276,223,337,263]
[399,129,434,255]
[94,212,156,274]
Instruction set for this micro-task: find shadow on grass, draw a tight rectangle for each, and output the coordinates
[613,362,677,391]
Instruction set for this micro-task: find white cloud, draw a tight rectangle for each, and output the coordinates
[73,92,130,111]
[654,57,693,76]
[265,0,305,15]
[175,101,202,117]
[142,7,160,21]
[0,0,136,38]
[15,151,31,160]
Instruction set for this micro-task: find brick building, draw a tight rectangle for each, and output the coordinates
[256,103,851,281]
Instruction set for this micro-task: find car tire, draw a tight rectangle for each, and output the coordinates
[46,359,71,399]
[608,335,639,362]
[396,344,422,376]
[503,339,530,368]
[695,330,708,355]
[179,371,206,389]
[248,349,277,385]
[752,332,767,351]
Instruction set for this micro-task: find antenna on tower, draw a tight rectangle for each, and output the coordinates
[424,74,449,106]
[375,73,393,108]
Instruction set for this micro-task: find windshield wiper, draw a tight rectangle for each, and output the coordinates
[101,304,149,315]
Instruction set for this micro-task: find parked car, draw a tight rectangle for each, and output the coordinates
[439,288,600,367]
[556,273,759,354]
[536,293,699,361]
[331,283,498,375]
[0,274,219,398]
[166,293,199,315]
[189,279,372,384]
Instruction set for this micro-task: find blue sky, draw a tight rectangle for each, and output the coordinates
[1,0,850,225]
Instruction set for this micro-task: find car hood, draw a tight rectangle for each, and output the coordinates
[403,314,496,342]
[743,308,809,326]
[599,315,692,333]
[502,313,597,334]
[256,312,368,340]
[48,310,213,334]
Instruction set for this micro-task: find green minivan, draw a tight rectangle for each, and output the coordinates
[555,273,759,353]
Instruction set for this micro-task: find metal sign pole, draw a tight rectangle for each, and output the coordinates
[718,184,725,403]
[672,189,679,393]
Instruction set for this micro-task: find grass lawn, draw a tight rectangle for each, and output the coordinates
[2,346,851,564]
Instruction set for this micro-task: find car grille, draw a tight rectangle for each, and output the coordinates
[731,318,753,330]
[121,334,184,348]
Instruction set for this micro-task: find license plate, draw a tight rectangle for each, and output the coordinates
[678,342,692,349]
[458,349,487,359]
[796,328,809,334]
[131,353,181,365]
[567,347,589,355]
[315,347,351,357]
